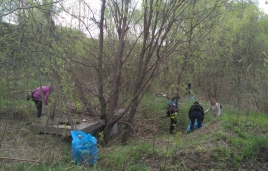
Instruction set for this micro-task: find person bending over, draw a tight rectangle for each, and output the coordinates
[188,101,204,132]
[27,86,52,118]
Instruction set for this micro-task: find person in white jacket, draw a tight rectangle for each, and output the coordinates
[204,97,221,117]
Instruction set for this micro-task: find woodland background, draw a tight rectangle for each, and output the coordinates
[1,0,268,170]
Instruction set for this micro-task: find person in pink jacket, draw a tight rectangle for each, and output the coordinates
[27,86,52,118]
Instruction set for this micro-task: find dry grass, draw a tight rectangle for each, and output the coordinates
[0,115,71,170]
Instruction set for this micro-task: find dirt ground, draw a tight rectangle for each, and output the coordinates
[0,110,104,170]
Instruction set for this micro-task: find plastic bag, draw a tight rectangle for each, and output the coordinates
[188,96,196,100]
[71,130,98,165]
[186,119,204,133]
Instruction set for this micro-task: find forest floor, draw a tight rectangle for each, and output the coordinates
[0,96,268,170]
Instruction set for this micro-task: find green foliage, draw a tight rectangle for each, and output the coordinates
[98,131,104,146]
[96,141,163,170]
[218,111,268,163]
[139,95,168,117]
[228,135,268,162]
[1,0,268,170]
[165,132,182,157]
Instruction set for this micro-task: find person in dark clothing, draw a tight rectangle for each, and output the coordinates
[186,80,191,95]
[166,97,179,134]
[166,97,176,117]
[169,110,178,134]
[188,101,204,132]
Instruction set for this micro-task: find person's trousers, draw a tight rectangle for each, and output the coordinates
[32,99,42,118]
[169,118,177,133]
[189,111,203,132]
[170,117,177,133]
[186,88,190,95]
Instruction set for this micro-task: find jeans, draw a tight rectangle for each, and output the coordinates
[32,99,42,118]
[189,111,203,131]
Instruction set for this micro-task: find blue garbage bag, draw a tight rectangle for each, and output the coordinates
[186,119,204,133]
[71,130,98,165]
[188,96,196,100]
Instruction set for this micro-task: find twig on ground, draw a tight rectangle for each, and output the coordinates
[0,156,48,164]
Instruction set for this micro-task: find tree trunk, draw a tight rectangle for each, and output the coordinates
[104,0,130,144]
[121,95,138,145]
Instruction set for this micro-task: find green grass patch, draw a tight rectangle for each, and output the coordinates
[228,135,268,162]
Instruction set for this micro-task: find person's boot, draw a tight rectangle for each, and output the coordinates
[170,126,174,134]
[190,125,194,132]
[37,110,42,118]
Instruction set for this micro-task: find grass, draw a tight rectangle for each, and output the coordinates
[1,95,268,170]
